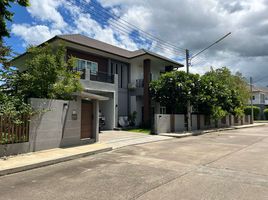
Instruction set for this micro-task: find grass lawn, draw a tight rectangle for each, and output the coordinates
[125,128,151,134]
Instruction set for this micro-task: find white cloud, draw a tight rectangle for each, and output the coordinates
[11,24,62,46]
[11,0,268,85]
[27,0,67,29]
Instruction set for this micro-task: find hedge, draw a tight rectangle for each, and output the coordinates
[264,108,268,120]
[244,106,260,120]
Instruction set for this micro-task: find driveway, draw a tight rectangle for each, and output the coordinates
[99,130,171,148]
[0,126,268,200]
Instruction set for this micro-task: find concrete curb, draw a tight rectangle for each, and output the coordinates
[0,147,112,177]
[159,123,267,138]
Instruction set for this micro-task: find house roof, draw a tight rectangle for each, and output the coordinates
[252,85,268,93]
[13,34,184,67]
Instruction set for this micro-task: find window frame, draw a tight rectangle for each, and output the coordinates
[76,58,98,75]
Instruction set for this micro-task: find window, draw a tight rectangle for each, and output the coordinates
[252,95,255,100]
[160,106,166,114]
[76,59,98,75]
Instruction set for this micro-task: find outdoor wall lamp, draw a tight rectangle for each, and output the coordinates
[63,103,68,109]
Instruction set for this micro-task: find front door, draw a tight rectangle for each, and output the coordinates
[81,101,93,139]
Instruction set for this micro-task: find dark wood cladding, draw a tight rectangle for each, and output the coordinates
[67,48,108,73]
[81,101,93,139]
[143,59,151,127]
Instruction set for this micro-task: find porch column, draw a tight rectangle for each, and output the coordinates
[143,59,151,127]
[93,100,99,142]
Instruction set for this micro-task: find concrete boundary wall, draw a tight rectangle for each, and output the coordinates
[154,114,251,134]
[1,98,99,157]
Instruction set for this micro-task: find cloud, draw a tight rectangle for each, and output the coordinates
[11,24,62,46]
[10,0,268,86]
[27,0,67,29]
[11,0,138,50]
[99,0,268,85]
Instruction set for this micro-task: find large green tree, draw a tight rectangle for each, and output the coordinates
[150,71,201,113]
[150,67,250,120]
[198,67,250,119]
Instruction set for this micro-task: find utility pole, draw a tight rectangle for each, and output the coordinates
[250,77,254,124]
[185,32,231,132]
[186,49,191,131]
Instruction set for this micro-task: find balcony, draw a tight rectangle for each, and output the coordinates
[79,68,118,93]
[80,69,114,84]
[136,79,144,88]
[128,79,144,96]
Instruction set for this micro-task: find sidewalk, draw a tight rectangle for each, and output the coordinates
[159,123,267,138]
[0,143,112,176]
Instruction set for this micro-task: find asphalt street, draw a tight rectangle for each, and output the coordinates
[0,126,267,200]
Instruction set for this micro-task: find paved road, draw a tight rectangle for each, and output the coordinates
[0,126,268,200]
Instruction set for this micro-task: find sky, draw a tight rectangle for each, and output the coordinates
[5,0,268,86]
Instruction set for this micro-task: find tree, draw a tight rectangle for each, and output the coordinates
[0,0,29,39]
[198,67,250,120]
[198,68,232,119]
[10,43,83,100]
[0,1,29,68]
[150,71,201,113]
[150,67,250,120]
[0,43,83,125]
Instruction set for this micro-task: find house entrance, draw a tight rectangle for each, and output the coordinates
[81,100,93,139]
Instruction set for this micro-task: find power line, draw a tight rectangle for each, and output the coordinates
[68,0,186,58]
[254,75,268,83]
[87,0,186,51]
[190,32,231,60]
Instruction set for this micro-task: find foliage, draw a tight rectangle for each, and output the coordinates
[11,43,83,100]
[244,106,260,120]
[0,1,29,69]
[1,43,83,127]
[150,67,250,120]
[0,0,30,40]
[150,71,201,113]
[198,67,250,120]
[264,108,268,120]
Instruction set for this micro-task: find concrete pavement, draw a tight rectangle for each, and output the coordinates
[0,126,267,200]
[0,143,112,176]
[100,130,172,149]
[0,131,170,176]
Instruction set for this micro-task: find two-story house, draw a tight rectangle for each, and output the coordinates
[250,85,268,119]
[13,34,183,139]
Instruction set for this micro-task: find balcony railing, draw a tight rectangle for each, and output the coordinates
[79,69,114,84]
[90,71,114,83]
[136,79,144,88]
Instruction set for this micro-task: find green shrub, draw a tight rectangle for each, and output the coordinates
[264,109,268,120]
[244,106,260,120]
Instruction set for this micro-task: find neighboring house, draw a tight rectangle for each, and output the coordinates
[249,85,268,119]
[12,34,184,141]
